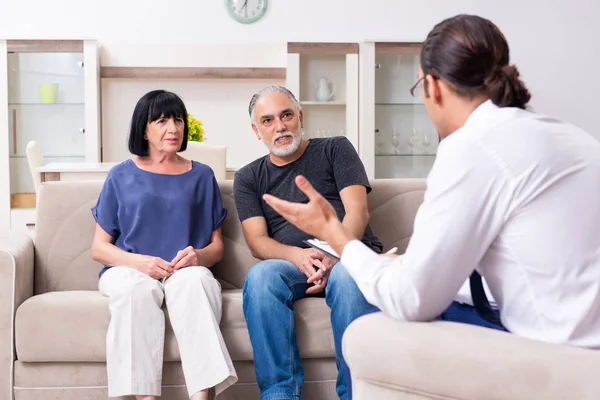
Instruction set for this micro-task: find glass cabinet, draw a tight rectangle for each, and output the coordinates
[0,40,100,234]
[8,51,86,194]
[359,42,438,179]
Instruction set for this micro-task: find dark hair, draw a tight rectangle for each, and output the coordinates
[127,90,189,156]
[421,14,531,109]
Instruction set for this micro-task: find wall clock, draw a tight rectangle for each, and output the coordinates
[226,0,268,24]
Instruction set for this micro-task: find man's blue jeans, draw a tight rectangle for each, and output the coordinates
[242,259,372,400]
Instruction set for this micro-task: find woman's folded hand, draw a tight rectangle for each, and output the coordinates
[171,246,199,270]
[137,255,174,279]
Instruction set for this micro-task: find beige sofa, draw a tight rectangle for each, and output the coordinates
[4,179,600,400]
[0,178,426,400]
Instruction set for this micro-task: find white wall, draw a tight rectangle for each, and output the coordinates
[101,79,279,168]
[2,0,598,143]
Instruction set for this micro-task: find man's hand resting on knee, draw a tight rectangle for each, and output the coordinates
[291,247,324,279]
[306,255,336,294]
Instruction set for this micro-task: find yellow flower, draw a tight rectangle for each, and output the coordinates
[187,113,205,142]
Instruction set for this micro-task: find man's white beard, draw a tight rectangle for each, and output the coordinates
[260,130,303,157]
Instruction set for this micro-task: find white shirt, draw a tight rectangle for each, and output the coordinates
[341,100,600,348]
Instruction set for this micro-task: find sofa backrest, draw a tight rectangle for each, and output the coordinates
[34,180,111,294]
[33,178,425,294]
[366,178,426,254]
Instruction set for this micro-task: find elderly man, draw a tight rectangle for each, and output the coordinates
[233,85,383,400]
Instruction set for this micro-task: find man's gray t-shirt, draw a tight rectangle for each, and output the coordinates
[233,137,383,253]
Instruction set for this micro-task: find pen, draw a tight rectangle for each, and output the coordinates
[385,247,398,255]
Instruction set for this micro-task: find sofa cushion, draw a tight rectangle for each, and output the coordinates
[15,289,335,362]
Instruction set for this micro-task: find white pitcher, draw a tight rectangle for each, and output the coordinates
[314,77,335,101]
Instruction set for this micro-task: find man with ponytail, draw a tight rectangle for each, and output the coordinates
[262,14,600,352]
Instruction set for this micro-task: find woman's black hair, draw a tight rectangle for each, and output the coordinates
[128,90,189,156]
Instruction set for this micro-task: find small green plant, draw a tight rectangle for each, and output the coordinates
[187,113,205,142]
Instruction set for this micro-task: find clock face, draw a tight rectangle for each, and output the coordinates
[226,0,267,24]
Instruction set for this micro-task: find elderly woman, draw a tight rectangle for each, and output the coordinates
[91,90,237,400]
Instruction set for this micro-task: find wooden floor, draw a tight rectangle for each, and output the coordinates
[11,193,36,209]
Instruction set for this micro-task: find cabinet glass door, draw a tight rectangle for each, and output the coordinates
[7,51,85,195]
[373,44,438,179]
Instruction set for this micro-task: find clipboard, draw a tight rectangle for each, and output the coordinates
[302,239,341,260]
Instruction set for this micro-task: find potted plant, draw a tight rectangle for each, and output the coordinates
[187,113,205,142]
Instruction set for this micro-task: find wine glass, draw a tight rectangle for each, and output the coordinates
[375,129,384,154]
[422,132,432,154]
[408,128,420,154]
[391,129,402,154]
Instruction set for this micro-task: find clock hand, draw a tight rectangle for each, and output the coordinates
[242,0,248,17]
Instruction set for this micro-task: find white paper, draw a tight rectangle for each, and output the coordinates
[306,238,340,259]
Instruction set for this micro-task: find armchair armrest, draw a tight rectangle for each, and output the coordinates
[0,233,34,400]
[343,312,600,400]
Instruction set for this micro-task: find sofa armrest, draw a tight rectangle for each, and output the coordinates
[343,312,600,400]
[0,234,34,400]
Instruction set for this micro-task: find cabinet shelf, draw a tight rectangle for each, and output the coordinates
[10,154,85,159]
[9,102,84,106]
[300,101,346,106]
[375,153,435,157]
[101,66,286,80]
[375,102,425,106]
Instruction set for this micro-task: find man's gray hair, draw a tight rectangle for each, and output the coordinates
[248,85,301,125]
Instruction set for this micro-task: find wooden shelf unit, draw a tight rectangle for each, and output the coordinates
[101,66,286,80]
